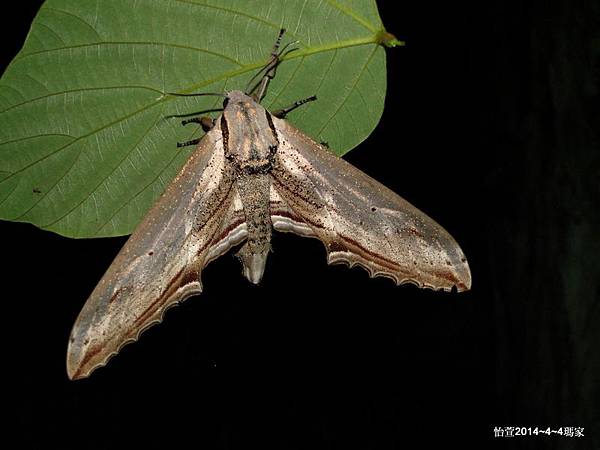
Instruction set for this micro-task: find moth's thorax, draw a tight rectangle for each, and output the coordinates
[222,90,278,174]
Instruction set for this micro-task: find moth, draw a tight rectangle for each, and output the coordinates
[67,30,471,380]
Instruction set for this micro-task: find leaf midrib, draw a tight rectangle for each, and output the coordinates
[11,40,244,66]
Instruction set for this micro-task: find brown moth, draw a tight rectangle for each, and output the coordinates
[67,31,471,380]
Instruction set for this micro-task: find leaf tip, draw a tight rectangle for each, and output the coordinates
[376,30,405,48]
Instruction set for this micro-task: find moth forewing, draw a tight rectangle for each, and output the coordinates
[270,117,471,292]
[66,120,242,380]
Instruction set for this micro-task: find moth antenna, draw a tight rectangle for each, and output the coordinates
[163,108,223,120]
[272,95,317,118]
[277,40,300,58]
[164,92,226,97]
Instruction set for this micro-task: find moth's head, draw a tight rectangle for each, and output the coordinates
[223,90,254,109]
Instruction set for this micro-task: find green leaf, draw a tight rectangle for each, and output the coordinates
[0,0,395,238]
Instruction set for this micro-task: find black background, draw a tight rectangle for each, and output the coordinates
[2,1,598,449]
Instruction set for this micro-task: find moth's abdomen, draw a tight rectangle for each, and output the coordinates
[235,172,272,284]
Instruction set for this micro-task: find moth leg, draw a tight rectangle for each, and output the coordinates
[272,95,317,118]
[181,116,215,132]
[177,117,214,147]
[176,138,202,148]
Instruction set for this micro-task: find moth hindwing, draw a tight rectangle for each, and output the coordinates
[67,30,471,380]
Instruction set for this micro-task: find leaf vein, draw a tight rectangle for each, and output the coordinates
[323,0,378,33]
[42,110,163,229]
[41,6,103,40]
[94,139,187,235]
[0,86,162,115]
[294,49,338,124]
[13,41,244,67]
[9,101,162,219]
[0,133,76,147]
[316,45,378,136]
[172,0,284,33]
[35,22,67,46]
[294,0,309,35]
[0,178,19,208]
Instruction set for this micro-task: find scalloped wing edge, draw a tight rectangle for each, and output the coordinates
[68,280,202,380]
[272,215,471,293]
[67,222,249,380]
